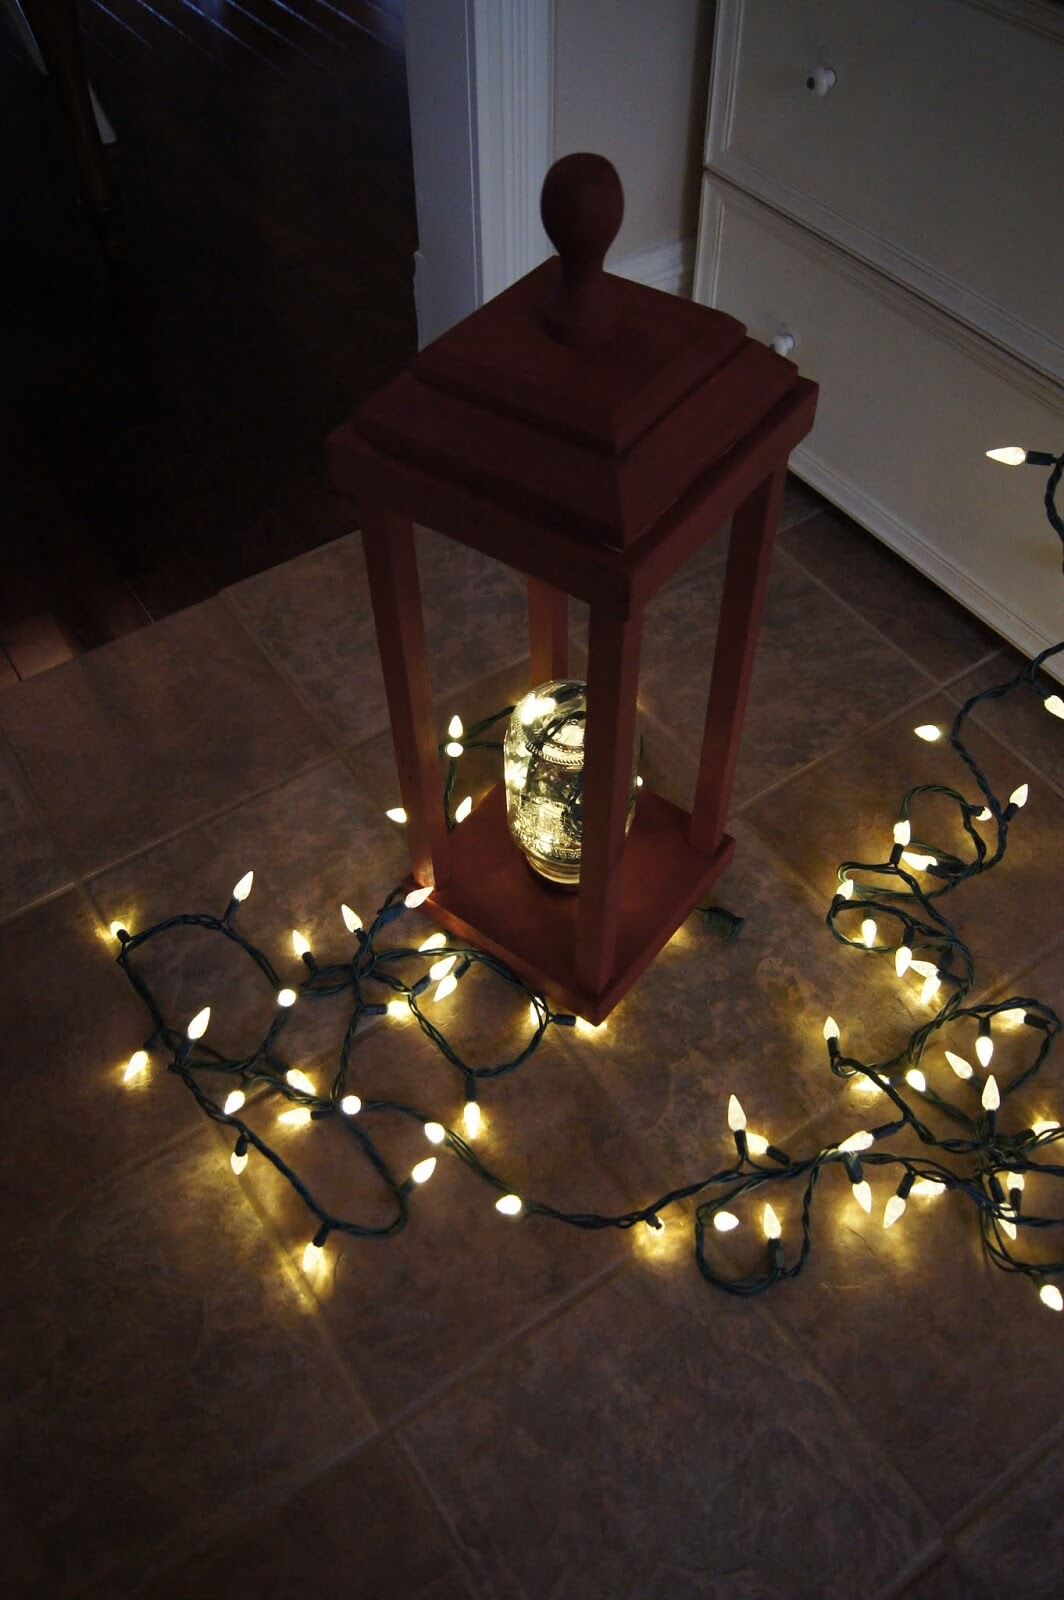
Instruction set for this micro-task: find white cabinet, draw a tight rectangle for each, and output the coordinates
[695,0,1064,678]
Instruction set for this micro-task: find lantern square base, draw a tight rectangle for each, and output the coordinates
[418,785,735,1024]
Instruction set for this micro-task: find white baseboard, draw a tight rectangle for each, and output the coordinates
[609,235,695,297]
[791,445,1064,687]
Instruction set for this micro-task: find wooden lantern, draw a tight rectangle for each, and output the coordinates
[328,154,817,1024]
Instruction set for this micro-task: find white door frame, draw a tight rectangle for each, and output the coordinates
[403,0,554,347]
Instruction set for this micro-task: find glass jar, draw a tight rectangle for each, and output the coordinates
[503,679,638,887]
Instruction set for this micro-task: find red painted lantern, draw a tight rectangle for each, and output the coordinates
[328,154,817,1023]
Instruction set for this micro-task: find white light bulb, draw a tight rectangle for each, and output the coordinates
[109,920,127,940]
[574,1016,605,1035]
[839,1130,874,1153]
[429,955,456,981]
[277,988,297,1008]
[1007,1170,1025,1192]
[945,1050,973,1080]
[727,1094,747,1132]
[910,959,937,978]
[447,714,464,740]
[386,807,407,824]
[223,1089,246,1116]
[1044,694,1064,721]
[914,724,942,742]
[386,998,408,1019]
[852,1180,873,1214]
[823,1016,840,1042]
[1000,1007,1027,1027]
[404,886,432,910]
[982,1074,1000,1112]
[424,1121,446,1145]
[920,972,941,1007]
[463,1102,482,1139]
[444,741,464,758]
[419,932,446,952]
[411,1156,437,1185]
[901,852,938,872]
[1009,783,1029,809]
[230,1149,248,1176]
[986,445,1027,466]
[975,1033,994,1068]
[123,1049,149,1083]
[713,1211,740,1232]
[1033,1118,1061,1136]
[496,1193,522,1216]
[454,794,473,824]
[231,870,254,902]
[285,1068,315,1095]
[905,1069,927,1093]
[895,946,912,977]
[746,1132,769,1157]
[187,1006,210,1041]
[434,973,458,1003]
[340,1094,362,1116]
[762,1203,781,1240]
[837,879,855,900]
[893,820,911,847]
[1040,1284,1063,1312]
[861,918,877,948]
[635,774,644,787]
[291,930,311,958]
[883,1195,907,1229]
[341,904,362,933]
[278,1107,312,1128]
[911,1178,946,1197]
[999,1211,1017,1242]
[302,1241,323,1272]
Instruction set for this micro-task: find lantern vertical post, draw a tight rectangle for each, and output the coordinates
[575,602,644,995]
[360,505,448,887]
[528,577,569,682]
[689,468,787,855]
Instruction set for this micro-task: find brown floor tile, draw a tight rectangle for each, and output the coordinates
[765,1108,1064,1525]
[780,508,1002,683]
[637,547,932,813]
[1,1131,374,1599]
[555,820,930,1186]
[950,645,1064,796]
[0,739,71,918]
[400,1261,936,1600]
[953,1435,1064,1599]
[0,599,329,877]
[148,1437,472,1600]
[780,473,827,530]
[229,1003,645,1421]
[0,891,206,1229]
[226,529,528,751]
[746,690,1064,996]
[86,758,410,1066]
[888,1550,988,1600]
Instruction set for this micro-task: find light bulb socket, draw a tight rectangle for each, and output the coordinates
[734,1129,748,1161]
[844,1155,863,1183]
[897,1170,916,1201]
[454,957,471,980]
[769,1240,786,1271]
[826,1037,840,1061]
[312,1223,329,1249]
[1025,450,1056,467]
[464,1083,478,1105]
[889,843,903,867]
[222,897,239,923]
[552,1012,577,1028]
[235,1134,248,1157]
[363,1002,387,1017]
[301,951,317,972]
[978,1018,991,1037]
[987,1172,1005,1203]
[411,975,432,997]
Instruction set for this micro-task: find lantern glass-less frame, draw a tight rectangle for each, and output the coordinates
[328,154,817,1024]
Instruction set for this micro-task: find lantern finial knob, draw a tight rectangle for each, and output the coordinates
[540,153,624,349]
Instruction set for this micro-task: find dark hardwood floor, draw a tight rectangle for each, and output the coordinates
[0,0,417,681]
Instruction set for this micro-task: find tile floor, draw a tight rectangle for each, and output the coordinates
[3,482,1063,1599]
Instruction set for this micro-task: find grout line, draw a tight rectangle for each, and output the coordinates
[942,681,1064,809]
[869,1541,952,1600]
[940,1412,1064,1545]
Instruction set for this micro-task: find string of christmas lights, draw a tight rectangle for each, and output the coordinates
[112,446,1064,1311]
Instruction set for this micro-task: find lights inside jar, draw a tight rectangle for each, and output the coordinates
[503,679,638,887]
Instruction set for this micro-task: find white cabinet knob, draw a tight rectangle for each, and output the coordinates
[770,331,795,357]
[806,66,837,96]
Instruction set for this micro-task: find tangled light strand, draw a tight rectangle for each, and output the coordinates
[112,449,1064,1311]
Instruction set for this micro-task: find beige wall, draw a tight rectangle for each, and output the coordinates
[553,0,714,260]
